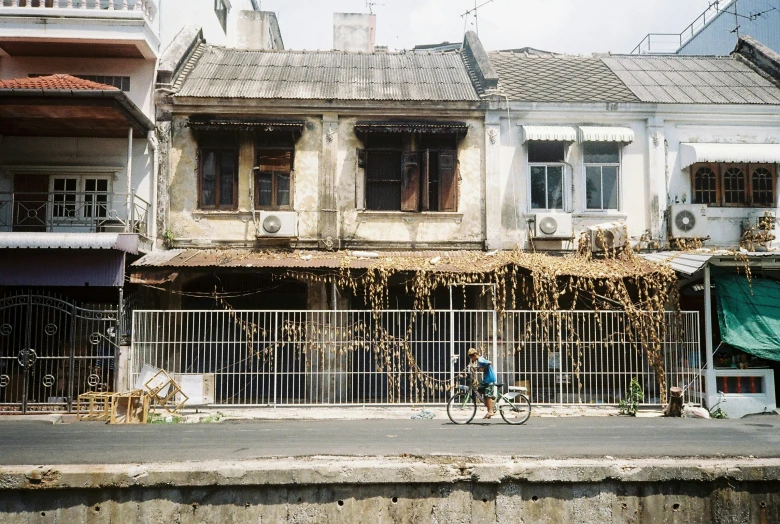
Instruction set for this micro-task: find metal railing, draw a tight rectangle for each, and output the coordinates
[631,0,732,54]
[130,309,702,407]
[0,191,149,237]
[0,0,157,24]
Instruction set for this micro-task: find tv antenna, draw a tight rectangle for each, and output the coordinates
[366,1,384,14]
[461,0,495,35]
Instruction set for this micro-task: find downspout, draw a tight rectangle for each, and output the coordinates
[147,131,159,249]
[126,127,134,233]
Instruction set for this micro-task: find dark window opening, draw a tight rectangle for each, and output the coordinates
[359,134,458,212]
[255,149,293,209]
[199,148,237,210]
[528,141,565,163]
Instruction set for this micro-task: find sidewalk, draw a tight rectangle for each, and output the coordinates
[0,404,664,424]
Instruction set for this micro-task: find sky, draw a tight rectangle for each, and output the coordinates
[256,0,727,54]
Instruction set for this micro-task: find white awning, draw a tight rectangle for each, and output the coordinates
[521,125,577,143]
[680,143,780,168]
[579,126,634,143]
[0,232,138,254]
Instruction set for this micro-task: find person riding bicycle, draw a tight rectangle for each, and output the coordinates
[467,348,496,418]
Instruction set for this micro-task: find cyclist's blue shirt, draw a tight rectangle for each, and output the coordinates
[477,356,496,383]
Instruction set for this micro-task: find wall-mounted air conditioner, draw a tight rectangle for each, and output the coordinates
[257,211,298,237]
[534,213,573,239]
[588,221,628,252]
[748,210,776,231]
[669,204,708,238]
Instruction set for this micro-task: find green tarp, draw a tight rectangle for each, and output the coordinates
[715,274,780,362]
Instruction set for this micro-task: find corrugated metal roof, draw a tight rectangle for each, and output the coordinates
[579,126,634,143]
[176,47,480,101]
[0,233,138,254]
[640,251,713,276]
[602,55,780,105]
[679,143,780,168]
[521,125,577,142]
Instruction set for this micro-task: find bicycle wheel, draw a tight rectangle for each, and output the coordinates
[498,393,531,425]
[447,391,477,424]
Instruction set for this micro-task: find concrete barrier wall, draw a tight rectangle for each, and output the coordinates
[1,458,779,523]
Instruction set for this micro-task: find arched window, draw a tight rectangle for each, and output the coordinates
[722,166,746,205]
[692,166,717,205]
[751,167,774,206]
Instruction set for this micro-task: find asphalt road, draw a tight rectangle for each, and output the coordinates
[1,416,779,465]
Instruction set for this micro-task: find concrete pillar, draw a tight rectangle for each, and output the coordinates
[319,114,339,249]
[703,263,717,408]
[646,117,666,242]
[485,115,502,250]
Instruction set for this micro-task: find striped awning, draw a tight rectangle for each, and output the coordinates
[521,125,577,143]
[579,126,634,143]
[680,143,780,168]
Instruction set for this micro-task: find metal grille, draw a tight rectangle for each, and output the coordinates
[131,309,701,407]
[0,292,118,413]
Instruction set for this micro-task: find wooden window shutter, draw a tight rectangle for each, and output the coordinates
[438,151,457,212]
[421,150,430,211]
[401,151,420,212]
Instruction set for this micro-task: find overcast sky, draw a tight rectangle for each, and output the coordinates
[256,0,727,54]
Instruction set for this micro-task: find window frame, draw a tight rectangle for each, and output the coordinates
[583,142,621,212]
[49,175,112,222]
[359,136,459,213]
[254,147,295,210]
[690,162,776,207]
[527,140,566,211]
[198,146,238,211]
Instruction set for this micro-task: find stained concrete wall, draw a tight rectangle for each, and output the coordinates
[1,458,779,523]
[166,115,485,250]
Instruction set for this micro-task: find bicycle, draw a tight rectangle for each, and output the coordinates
[447,369,531,425]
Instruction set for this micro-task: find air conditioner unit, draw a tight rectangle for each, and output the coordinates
[534,213,573,239]
[669,204,708,238]
[588,221,628,252]
[257,211,297,237]
[748,210,776,231]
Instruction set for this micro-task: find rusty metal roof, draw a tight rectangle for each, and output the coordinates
[175,46,480,101]
[132,249,666,278]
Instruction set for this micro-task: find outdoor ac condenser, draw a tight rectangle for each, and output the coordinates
[748,210,777,231]
[257,211,298,237]
[588,221,628,252]
[534,212,573,239]
[669,204,708,238]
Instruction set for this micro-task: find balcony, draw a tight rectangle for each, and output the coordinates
[0,190,150,238]
[0,0,159,59]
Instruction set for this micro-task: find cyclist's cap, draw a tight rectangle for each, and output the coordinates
[467,348,478,356]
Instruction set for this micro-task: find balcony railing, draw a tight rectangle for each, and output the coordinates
[0,191,150,237]
[0,0,157,25]
[630,0,732,54]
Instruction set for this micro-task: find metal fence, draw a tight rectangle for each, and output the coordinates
[130,309,702,407]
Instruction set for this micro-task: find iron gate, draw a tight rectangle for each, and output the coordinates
[0,292,118,413]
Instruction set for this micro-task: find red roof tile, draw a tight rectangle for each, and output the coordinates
[0,74,118,91]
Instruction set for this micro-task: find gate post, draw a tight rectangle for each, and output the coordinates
[21,291,32,414]
[67,303,77,413]
[273,311,278,406]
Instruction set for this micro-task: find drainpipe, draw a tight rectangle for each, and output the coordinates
[126,127,134,233]
[147,131,159,249]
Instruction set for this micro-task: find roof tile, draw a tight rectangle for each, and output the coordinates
[0,74,118,91]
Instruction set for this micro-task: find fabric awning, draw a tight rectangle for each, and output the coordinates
[354,121,468,134]
[188,117,305,133]
[715,274,780,362]
[579,126,634,143]
[521,125,577,143]
[680,143,780,168]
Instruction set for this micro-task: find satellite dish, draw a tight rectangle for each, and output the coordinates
[675,210,696,232]
[539,216,558,235]
[263,214,282,234]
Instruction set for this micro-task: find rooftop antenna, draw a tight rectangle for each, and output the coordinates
[461,0,495,35]
[366,1,384,14]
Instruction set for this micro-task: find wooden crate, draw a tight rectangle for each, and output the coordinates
[110,390,150,424]
[76,392,114,422]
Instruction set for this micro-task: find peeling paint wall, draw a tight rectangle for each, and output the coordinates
[167,114,485,250]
